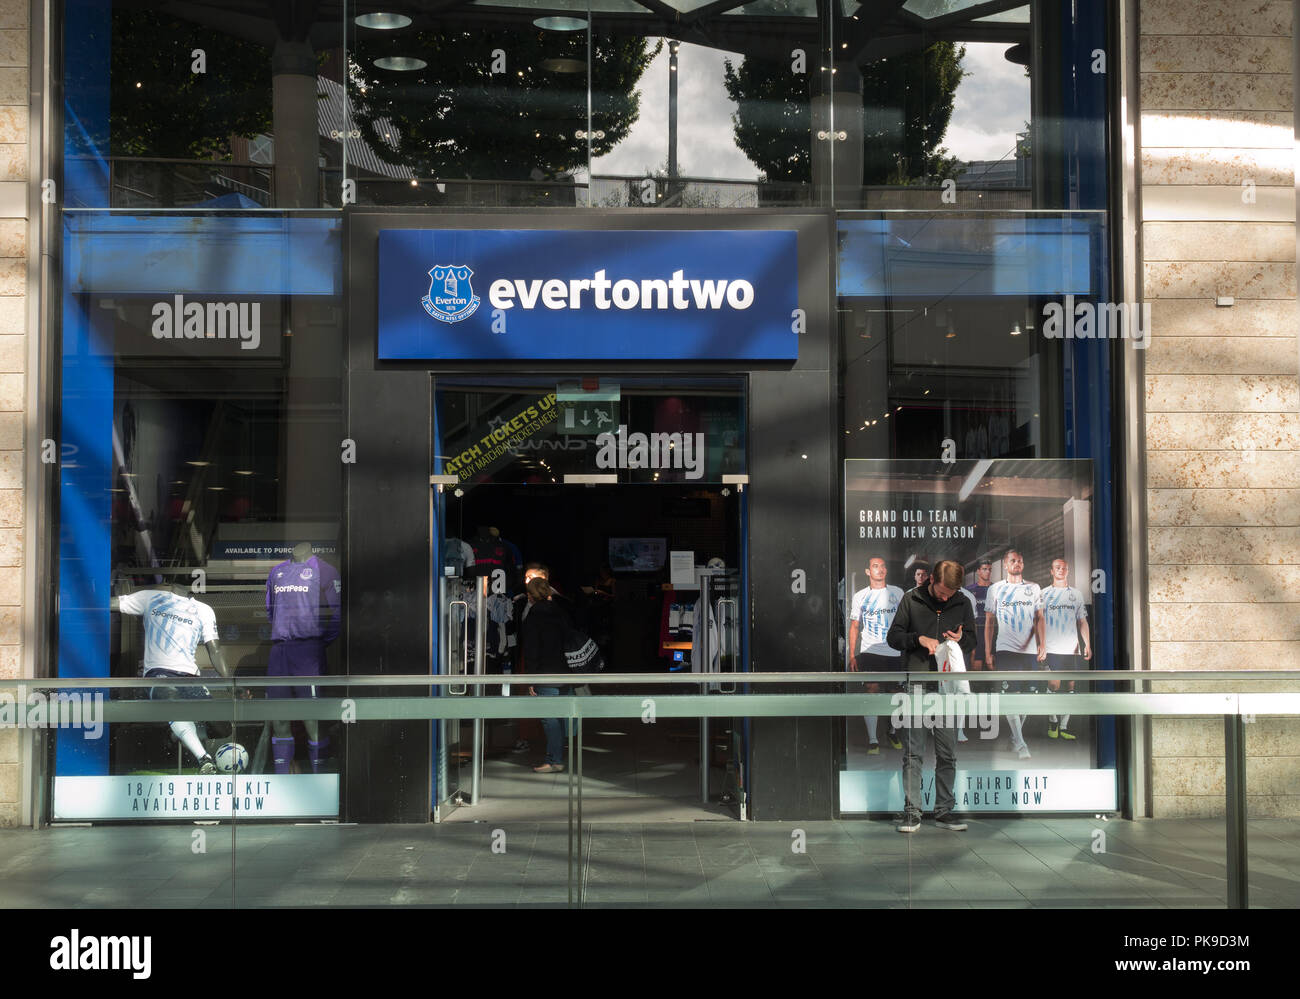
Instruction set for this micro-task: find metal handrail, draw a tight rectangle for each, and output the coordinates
[5,669,1300,689]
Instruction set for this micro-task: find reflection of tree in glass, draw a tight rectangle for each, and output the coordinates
[351,31,659,179]
[103,10,272,158]
[723,43,965,186]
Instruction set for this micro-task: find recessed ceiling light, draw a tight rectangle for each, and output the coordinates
[374,56,426,71]
[355,12,412,29]
[185,460,210,467]
[534,15,587,30]
[233,470,255,476]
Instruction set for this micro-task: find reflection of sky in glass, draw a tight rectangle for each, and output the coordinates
[591,41,758,180]
[593,39,1028,180]
[947,42,1031,162]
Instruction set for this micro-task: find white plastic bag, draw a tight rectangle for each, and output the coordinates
[935,639,971,695]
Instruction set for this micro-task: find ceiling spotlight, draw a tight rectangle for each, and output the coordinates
[534,16,587,30]
[355,12,412,30]
[374,56,426,71]
[1009,324,1023,336]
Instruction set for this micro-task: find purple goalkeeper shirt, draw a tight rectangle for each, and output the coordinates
[266,555,341,643]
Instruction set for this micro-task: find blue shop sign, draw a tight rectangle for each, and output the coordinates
[377,228,799,361]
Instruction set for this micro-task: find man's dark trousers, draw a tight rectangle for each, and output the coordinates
[901,684,958,822]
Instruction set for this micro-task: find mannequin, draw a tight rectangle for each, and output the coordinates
[265,542,341,774]
[116,580,229,774]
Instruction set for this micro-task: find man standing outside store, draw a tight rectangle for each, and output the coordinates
[1036,558,1091,741]
[985,550,1043,760]
[886,559,976,833]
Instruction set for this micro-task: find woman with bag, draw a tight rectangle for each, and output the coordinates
[521,577,570,773]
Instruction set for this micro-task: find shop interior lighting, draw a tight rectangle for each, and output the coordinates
[534,16,587,30]
[355,12,412,29]
[374,56,427,71]
[1009,323,1023,335]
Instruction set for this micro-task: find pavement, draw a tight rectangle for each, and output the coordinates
[0,816,1295,908]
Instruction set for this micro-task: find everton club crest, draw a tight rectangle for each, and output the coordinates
[422,265,481,324]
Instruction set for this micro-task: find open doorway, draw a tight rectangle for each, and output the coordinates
[432,378,749,822]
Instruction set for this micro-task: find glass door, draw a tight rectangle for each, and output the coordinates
[431,480,487,820]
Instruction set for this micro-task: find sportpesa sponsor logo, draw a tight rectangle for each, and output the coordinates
[149,608,194,626]
[423,266,757,324]
[275,584,311,594]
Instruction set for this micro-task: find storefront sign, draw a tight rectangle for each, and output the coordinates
[53,774,340,820]
[377,228,799,361]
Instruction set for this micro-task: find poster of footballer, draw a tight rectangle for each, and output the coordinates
[839,459,1117,814]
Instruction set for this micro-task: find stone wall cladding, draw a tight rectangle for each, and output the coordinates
[1141,0,1300,817]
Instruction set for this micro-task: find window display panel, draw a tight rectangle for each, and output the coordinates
[840,459,1116,813]
[837,210,1120,815]
[54,212,345,820]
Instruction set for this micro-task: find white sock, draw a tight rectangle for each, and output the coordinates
[1060,715,1070,730]
[1006,714,1025,749]
[170,721,208,762]
[865,716,879,744]
[1049,715,1058,724]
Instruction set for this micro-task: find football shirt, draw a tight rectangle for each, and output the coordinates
[1038,585,1088,655]
[987,579,1042,654]
[850,584,903,656]
[118,589,218,675]
[266,556,342,642]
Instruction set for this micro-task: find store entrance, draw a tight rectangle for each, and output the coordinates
[431,378,749,822]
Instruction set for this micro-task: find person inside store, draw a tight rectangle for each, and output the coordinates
[581,563,616,667]
[521,577,571,773]
[886,559,976,833]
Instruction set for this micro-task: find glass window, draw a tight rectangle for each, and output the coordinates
[55,212,345,810]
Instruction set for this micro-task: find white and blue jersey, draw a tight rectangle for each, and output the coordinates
[987,579,1042,654]
[118,589,218,676]
[267,556,342,643]
[1038,585,1088,655]
[850,584,903,656]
